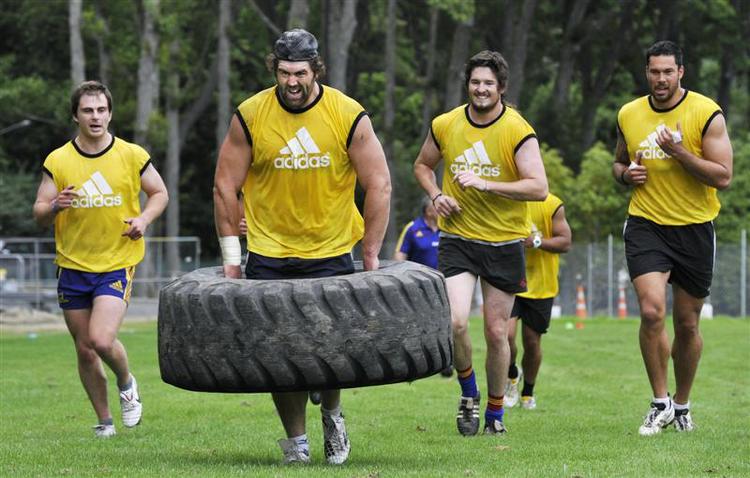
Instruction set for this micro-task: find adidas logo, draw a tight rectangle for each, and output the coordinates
[637,125,670,160]
[274,127,331,170]
[109,280,124,293]
[449,141,500,177]
[71,171,122,208]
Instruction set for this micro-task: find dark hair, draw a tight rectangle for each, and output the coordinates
[464,50,509,91]
[70,81,113,117]
[265,53,327,79]
[646,40,683,67]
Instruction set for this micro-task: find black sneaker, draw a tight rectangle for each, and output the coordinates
[483,418,507,435]
[456,394,480,436]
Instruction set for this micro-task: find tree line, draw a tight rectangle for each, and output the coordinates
[1,0,748,275]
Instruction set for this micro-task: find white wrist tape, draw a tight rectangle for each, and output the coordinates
[219,236,242,266]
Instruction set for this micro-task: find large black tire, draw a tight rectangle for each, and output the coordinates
[158,260,452,393]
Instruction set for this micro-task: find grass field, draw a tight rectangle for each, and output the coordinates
[1,316,749,477]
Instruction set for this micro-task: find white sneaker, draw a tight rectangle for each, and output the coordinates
[505,371,522,408]
[674,411,695,432]
[322,412,350,465]
[93,424,116,438]
[520,395,536,410]
[278,438,311,464]
[638,401,674,436]
[119,374,142,428]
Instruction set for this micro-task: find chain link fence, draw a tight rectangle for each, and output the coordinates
[556,231,748,318]
[0,237,201,311]
[2,232,747,317]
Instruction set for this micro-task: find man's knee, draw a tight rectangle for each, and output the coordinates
[640,300,666,329]
[75,342,99,364]
[90,336,115,356]
[452,316,469,337]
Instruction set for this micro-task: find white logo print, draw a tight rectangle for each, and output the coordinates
[637,124,671,160]
[274,127,331,169]
[449,141,500,177]
[71,171,122,208]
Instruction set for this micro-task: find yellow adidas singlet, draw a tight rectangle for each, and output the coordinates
[518,193,563,299]
[42,137,151,272]
[236,84,367,258]
[618,90,723,225]
[431,104,536,242]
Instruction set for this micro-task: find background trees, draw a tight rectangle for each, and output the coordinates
[1,0,747,259]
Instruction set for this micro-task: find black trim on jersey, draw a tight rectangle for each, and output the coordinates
[648,89,689,113]
[701,110,723,138]
[275,82,324,114]
[234,110,252,146]
[551,203,564,219]
[346,111,369,149]
[513,133,537,155]
[139,159,152,176]
[42,166,53,179]
[464,103,506,128]
[429,125,440,150]
[71,134,115,158]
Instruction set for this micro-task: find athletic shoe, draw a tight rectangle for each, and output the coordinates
[322,413,350,465]
[119,374,142,428]
[456,394,481,436]
[505,371,522,408]
[674,410,695,432]
[483,418,507,435]
[278,438,311,464]
[309,391,322,405]
[520,395,537,410]
[638,401,674,436]
[93,424,116,438]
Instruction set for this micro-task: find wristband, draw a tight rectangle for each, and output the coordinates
[51,200,60,214]
[431,192,443,204]
[532,235,542,249]
[219,236,242,266]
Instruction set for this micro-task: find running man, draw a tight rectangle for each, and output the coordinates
[414,50,548,436]
[33,81,168,438]
[393,196,439,269]
[213,29,390,464]
[613,40,733,435]
[504,193,571,410]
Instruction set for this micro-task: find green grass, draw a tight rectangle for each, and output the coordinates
[1,316,749,477]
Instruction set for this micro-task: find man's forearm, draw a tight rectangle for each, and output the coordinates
[140,191,169,225]
[361,185,390,260]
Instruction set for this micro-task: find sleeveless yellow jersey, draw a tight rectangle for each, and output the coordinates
[431,104,536,242]
[518,193,563,299]
[42,136,151,272]
[617,90,723,225]
[236,84,367,258]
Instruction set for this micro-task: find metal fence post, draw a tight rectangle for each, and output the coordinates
[587,243,593,316]
[607,234,613,318]
[742,229,747,318]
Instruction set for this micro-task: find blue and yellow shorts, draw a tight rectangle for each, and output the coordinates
[57,267,135,310]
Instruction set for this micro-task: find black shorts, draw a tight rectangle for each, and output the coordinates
[438,236,527,294]
[623,216,715,299]
[245,251,354,280]
[511,296,554,334]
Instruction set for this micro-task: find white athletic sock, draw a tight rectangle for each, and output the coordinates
[673,401,690,411]
[653,396,672,408]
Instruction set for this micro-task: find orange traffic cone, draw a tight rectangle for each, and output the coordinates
[617,286,627,319]
[576,284,587,319]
